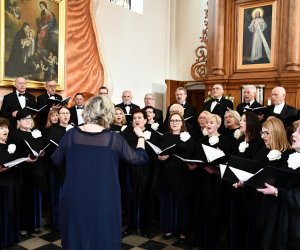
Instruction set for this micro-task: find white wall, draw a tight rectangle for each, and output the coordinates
[93,0,170,109]
[92,0,205,109]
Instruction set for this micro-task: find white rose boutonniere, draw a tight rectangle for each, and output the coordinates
[66,124,74,131]
[180,131,191,142]
[7,144,16,154]
[202,128,208,136]
[233,129,242,140]
[121,125,127,131]
[151,123,159,131]
[238,141,249,153]
[209,135,219,146]
[267,150,282,161]
[287,152,300,170]
[143,130,151,140]
[31,129,42,138]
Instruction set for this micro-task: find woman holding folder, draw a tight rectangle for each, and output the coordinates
[0,117,20,248]
[192,114,233,249]
[8,109,46,236]
[246,117,292,250]
[231,111,268,250]
[256,119,300,250]
[158,111,194,241]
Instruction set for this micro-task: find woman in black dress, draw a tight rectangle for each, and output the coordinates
[158,112,194,241]
[122,109,159,237]
[45,106,71,231]
[8,109,46,236]
[192,114,233,249]
[231,111,268,250]
[245,117,292,250]
[256,119,300,250]
[0,118,20,248]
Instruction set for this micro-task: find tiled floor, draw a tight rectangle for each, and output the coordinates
[6,227,199,250]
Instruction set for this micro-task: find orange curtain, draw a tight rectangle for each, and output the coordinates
[65,0,104,99]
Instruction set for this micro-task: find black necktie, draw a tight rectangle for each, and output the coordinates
[77,106,83,109]
[18,93,25,97]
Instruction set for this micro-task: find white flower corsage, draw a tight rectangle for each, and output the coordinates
[180,131,191,142]
[209,135,219,145]
[151,122,159,131]
[202,128,208,136]
[233,129,242,140]
[121,125,127,131]
[143,130,151,140]
[287,152,300,170]
[49,96,55,100]
[238,141,249,153]
[66,124,74,131]
[7,144,16,154]
[31,129,42,138]
[267,149,282,161]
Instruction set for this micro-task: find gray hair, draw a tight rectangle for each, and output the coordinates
[243,84,256,94]
[82,95,115,128]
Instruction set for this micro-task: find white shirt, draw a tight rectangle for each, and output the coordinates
[76,106,84,125]
[16,91,26,109]
[125,105,130,114]
[210,98,220,112]
[273,103,285,114]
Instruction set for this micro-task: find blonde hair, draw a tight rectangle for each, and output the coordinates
[207,114,222,126]
[262,117,291,151]
[113,107,126,125]
[83,95,115,128]
[169,104,184,116]
[46,108,58,128]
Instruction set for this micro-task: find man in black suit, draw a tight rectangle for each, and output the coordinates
[115,90,140,124]
[37,80,62,133]
[142,93,163,123]
[267,86,298,120]
[69,93,85,126]
[236,84,263,116]
[164,87,196,131]
[0,77,36,130]
[202,83,233,124]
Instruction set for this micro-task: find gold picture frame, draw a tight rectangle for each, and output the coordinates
[0,0,65,90]
[236,1,277,70]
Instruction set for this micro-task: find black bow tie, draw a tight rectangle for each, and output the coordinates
[77,106,84,109]
[245,102,250,106]
[18,93,25,97]
[212,98,220,103]
[124,104,130,107]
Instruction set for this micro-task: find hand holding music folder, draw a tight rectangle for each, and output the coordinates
[24,140,55,159]
[173,154,204,164]
[146,141,176,155]
[47,96,71,107]
[244,106,272,117]
[201,144,226,166]
[25,105,47,113]
[3,157,30,168]
[223,156,296,188]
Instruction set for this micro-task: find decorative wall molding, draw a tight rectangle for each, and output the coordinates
[191,2,208,81]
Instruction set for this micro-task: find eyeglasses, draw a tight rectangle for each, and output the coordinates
[170,119,182,124]
[21,117,32,121]
[59,112,70,115]
[145,110,154,113]
[48,85,56,88]
[260,131,270,137]
[144,98,154,100]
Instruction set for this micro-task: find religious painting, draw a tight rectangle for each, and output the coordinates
[0,0,66,89]
[236,1,277,70]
